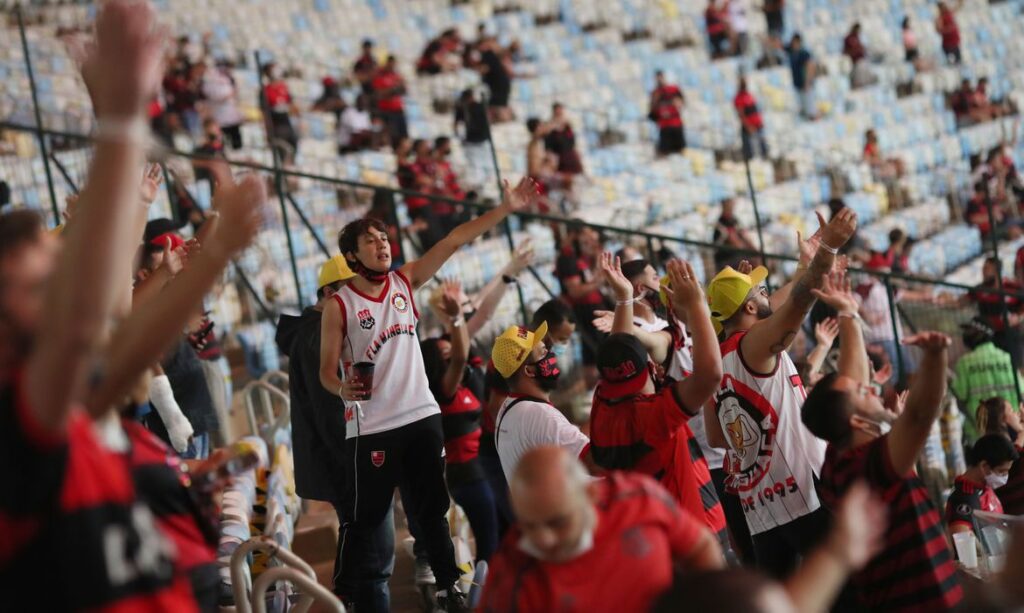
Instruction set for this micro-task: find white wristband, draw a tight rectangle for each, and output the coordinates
[94,116,150,145]
[819,242,839,255]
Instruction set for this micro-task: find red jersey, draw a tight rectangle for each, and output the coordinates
[939,11,960,49]
[818,436,962,612]
[372,70,404,112]
[652,85,683,129]
[263,81,292,113]
[440,386,483,465]
[0,373,196,612]
[589,385,727,540]
[480,472,705,613]
[733,91,763,130]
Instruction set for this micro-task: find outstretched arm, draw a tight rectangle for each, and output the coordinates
[811,272,869,384]
[400,177,539,289]
[886,332,950,474]
[467,240,533,337]
[665,260,723,414]
[438,280,470,400]
[599,252,636,335]
[740,208,857,373]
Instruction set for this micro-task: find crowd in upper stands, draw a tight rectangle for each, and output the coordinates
[11,1,1024,613]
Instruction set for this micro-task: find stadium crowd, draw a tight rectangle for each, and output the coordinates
[10,2,1024,613]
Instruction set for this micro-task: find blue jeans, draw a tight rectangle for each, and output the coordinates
[332,503,395,612]
[450,478,499,563]
[479,453,513,539]
[181,432,210,460]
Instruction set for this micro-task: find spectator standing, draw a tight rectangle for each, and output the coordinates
[763,0,785,38]
[545,103,584,176]
[353,39,378,94]
[945,434,1017,542]
[902,16,920,64]
[477,37,513,123]
[802,299,963,612]
[786,34,817,119]
[855,255,912,380]
[454,88,491,185]
[371,56,409,148]
[704,209,858,578]
[967,257,1024,368]
[713,197,758,270]
[200,60,244,149]
[728,0,751,56]
[555,221,608,386]
[952,318,1023,438]
[526,117,562,210]
[936,1,963,64]
[705,0,731,58]
[733,77,768,160]
[480,447,724,613]
[261,62,299,161]
[191,119,229,186]
[649,71,686,157]
[844,23,876,89]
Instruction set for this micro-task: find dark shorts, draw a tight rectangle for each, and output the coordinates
[657,126,685,154]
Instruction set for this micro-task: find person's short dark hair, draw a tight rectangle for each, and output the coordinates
[337,217,388,256]
[460,88,474,101]
[531,299,576,329]
[791,33,803,44]
[902,16,910,28]
[962,317,995,349]
[552,102,563,112]
[620,258,651,283]
[386,54,397,64]
[801,372,855,443]
[651,569,780,613]
[975,180,990,195]
[0,209,44,263]
[655,69,664,78]
[984,256,1002,273]
[362,39,374,49]
[143,218,180,244]
[526,117,541,134]
[967,434,1019,467]
[316,281,343,301]
[888,227,906,246]
[434,136,451,149]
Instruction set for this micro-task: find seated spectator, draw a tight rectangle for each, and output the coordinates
[863,129,904,180]
[966,257,1024,369]
[526,117,563,210]
[191,119,230,186]
[883,228,911,274]
[843,23,866,64]
[964,180,1005,236]
[713,197,758,270]
[649,71,686,157]
[337,93,375,154]
[946,434,1018,544]
[976,397,1024,515]
[902,16,919,63]
[545,103,584,176]
[733,77,768,159]
[417,28,462,75]
[555,221,608,386]
[312,76,346,120]
[480,447,724,612]
[353,39,377,94]
[454,88,490,146]
[705,0,731,59]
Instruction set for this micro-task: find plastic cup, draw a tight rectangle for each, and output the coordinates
[953,531,978,569]
[350,362,375,400]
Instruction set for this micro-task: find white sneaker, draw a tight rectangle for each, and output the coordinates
[415,560,436,586]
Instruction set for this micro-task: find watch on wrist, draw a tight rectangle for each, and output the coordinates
[502,274,517,285]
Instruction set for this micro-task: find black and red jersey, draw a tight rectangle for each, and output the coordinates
[818,436,962,612]
[589,386,727,541]
[733,91,763,131]
[969,280,1024,331]
[0,373,196,612]
[555,249,604,307]
[946,475,1003,536]
[651,85,683,129]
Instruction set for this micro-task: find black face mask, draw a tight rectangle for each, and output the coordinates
[350,255,388,282]
[529,351,561,391]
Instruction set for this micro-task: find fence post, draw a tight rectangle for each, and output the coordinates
[481,92,529,324]
[17,6,61,227]
[742,151,770,290]
[883,275,907,388]
[272,148,305,310]
[384,189,409,267]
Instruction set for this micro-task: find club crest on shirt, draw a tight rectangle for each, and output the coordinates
[717,375,779,492]
[621,526,652,558]
[956,503,972,516]
[357,308,375,330]
[371,450,386,467]
[391,292,409,313]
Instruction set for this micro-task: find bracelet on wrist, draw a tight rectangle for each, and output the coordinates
[502,274,517,285]
[451,316,464,328]
[819,242,839,255]
[94,116,150,145]
[616,296,639,306]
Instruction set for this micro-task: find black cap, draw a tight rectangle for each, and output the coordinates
[597,333,650,397]
[621,258,651,282]
[961,317,995,340]
[143,218,179,244]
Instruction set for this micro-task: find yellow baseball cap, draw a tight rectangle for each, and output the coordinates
[491,321,549,378]
[318,255,355,288]
[706,265,768,334]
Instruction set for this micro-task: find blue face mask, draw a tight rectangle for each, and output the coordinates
[551,342,569,358]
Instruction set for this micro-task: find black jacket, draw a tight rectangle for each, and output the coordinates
[276,308,348,503]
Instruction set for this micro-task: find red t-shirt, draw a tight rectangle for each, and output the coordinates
[480,472,704,613]
[733,91,763,130]
[589,386,727,538]
[263,81,292,113]
[652,85,683,129]
[939,12,960,49]
[440,386,483,465]
[372,70,404,112]
[0,373,196,612]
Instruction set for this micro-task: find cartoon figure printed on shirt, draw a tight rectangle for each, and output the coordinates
[718,376,779,493]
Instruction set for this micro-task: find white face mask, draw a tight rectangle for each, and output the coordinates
[986,472,1010,489]
[551,342,569,358]
[517,511,595,562]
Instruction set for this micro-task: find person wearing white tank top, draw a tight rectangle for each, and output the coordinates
[702,208,858,579]
[318,178,540,612]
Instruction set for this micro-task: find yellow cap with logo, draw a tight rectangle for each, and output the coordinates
[491,321,549,378]
[706,265,769,334]
[318,255,355,289]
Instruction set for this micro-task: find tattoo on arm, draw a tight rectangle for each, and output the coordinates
[789,250,834,312]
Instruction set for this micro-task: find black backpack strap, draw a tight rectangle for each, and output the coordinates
[495,396,546,451]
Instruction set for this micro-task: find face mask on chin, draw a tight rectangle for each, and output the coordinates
[349,255,388,282]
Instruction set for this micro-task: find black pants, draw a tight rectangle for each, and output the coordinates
[337,415,459,612]
[380,110,408,148]
[657,126,685,155]
[751,506,831,579]
[222,123,243,149]
[710,468,755,566]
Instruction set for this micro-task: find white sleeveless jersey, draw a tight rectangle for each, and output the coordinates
[660,321,724,469]
[715,331,826,535]
[333,271,440,438]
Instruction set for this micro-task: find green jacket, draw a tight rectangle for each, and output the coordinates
[952,342,1023,440]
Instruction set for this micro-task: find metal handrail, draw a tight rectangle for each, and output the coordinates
[242,379,291,443]
[252,566,346,613]
[229,536,319,613]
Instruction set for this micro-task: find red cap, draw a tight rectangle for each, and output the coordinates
[865,252,890,271]
[150,231,185,251]
[322,76,338,87]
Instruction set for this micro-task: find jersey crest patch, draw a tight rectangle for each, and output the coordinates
[357,308,375,330]
[391,292,409,313]
[371,450,386,467]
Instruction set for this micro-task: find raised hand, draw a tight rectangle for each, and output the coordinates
[85,0,167,118]
[664,259,707,317]
[208,174,267,259]
[737,259,753,275]
[810,271,858,315]
[504,239,535,277]
[591,309,614,333]
[826,480,888,571]
[797,211,827,268]
[599,252,633,301]
[814,317,839,347]
[501,177,541,212]
[160,236,191,276]
[891,389,909,416]
[140,163,163,206]
[440,279,463,319]
[820,207,858,252]
[901,331,952,354]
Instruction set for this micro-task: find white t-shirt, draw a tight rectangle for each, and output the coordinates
[201,68,244,127]
[716,331,826,535]
[338,106,372,147]
[333,271,440,438]
[495,395,590,481]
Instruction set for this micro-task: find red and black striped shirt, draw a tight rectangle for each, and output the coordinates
[733,91,764,131]
[440,386,485,486]
[0,373,196,612]
[589,386,727,542]
[818,436,962,612]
